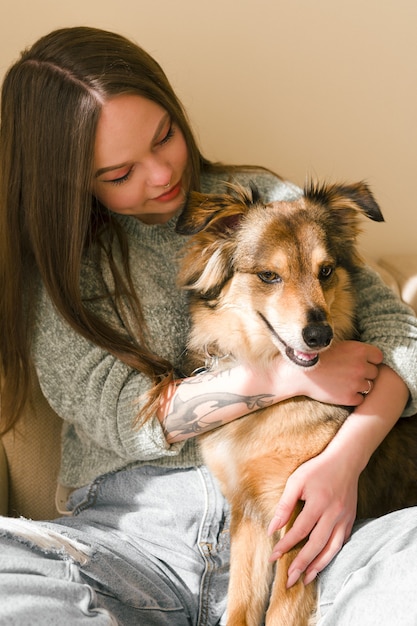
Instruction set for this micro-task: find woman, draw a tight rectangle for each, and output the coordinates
[1,26,416,625]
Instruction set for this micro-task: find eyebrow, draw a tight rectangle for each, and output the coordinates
[94,111,171,179]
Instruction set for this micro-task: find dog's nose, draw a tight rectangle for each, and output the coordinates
[302,323,333,349]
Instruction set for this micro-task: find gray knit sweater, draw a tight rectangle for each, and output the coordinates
[32,170,417,488]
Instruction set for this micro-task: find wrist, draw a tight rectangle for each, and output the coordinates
[266,358,304,401]
[320,417,371,476]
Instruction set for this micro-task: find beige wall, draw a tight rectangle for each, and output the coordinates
[1,0,416,258]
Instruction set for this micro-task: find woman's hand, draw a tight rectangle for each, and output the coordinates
[267,446,359,588]
[282,340,383,406]
[267,364,409,588]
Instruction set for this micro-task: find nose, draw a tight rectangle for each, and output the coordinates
[303,307,333,348]
[302,323,333,349]
[145,156,172,188]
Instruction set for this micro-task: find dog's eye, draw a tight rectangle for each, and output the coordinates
[258,271,282,284]
[320,265,334,279]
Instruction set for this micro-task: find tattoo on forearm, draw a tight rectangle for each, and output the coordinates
[163,377,274,440]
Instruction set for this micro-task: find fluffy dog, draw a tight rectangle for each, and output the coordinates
[176,181,417,626]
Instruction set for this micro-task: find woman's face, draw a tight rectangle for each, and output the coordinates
[92,94,189,224]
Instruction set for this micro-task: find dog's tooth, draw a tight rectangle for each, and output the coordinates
[294,349,318,362]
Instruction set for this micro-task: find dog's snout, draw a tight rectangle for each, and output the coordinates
[302,323,333,349]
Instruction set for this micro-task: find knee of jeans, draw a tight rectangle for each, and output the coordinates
[0,565,118,625]
[0,517,92,565]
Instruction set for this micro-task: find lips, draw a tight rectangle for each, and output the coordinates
[154,181,182,203]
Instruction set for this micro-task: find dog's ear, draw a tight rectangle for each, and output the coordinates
[304,180,384,223]
[304,181,384,269]
[176,183,260,235]
[176,184,261,297]
[333,182,384,223]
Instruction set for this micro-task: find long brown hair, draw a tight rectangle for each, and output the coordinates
[0,26,218,433]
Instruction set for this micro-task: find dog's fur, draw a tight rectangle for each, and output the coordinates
[176,181,417,626]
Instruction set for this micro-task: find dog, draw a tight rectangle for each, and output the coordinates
[175,181,417,626]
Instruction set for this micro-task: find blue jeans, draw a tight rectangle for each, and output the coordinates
[317,507,417,625]
[1,466,417,625]
[0,465,230,625]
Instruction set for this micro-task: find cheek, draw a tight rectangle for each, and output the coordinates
[174,135,190,170]
[93,184,144,214]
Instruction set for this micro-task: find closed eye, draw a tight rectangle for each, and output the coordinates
[258,271,282,284]
[157,123,176,147]
[108,170,133,186]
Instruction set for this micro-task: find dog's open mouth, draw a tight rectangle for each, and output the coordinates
[257,311,320,368]
[285,346,319,368]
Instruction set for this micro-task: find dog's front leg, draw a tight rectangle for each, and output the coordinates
[226,511,274,626]
[265,504,317,626]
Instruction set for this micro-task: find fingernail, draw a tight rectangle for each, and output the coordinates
[286,568,302,588]
[303,569,318,586]
[267,516,281,536]
[269,550,282,562]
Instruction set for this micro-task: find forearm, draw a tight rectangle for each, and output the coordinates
[158,341,388,445]
[158,364,294,444]
[320,364,409,474]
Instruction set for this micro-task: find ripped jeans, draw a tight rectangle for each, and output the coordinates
[1,466,417,626]
[0,465,230,625]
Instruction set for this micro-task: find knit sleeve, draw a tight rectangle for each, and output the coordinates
[353,265,417,416]
[31,278,184,464]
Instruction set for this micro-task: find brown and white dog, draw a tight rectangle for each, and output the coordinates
[176,181,417,626]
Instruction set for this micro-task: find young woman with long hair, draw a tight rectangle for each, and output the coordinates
[1,26,417,625]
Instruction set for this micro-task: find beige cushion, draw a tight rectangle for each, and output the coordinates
[1,374,62,520]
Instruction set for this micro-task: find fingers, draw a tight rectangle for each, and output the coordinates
[268,469,307,536]
[285,515,355,588]
[268,495,299,537]
[350,360,380,405]
[269,502,318,563]
[269,490,356,587]
[302,521,354,586]
[268,469,327,559]
[358,360,379,388]
[367,345,384,365]
[270,512,353,588]
[354,341,383,366]
[301,340,383,406]
[359,378,373,397]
